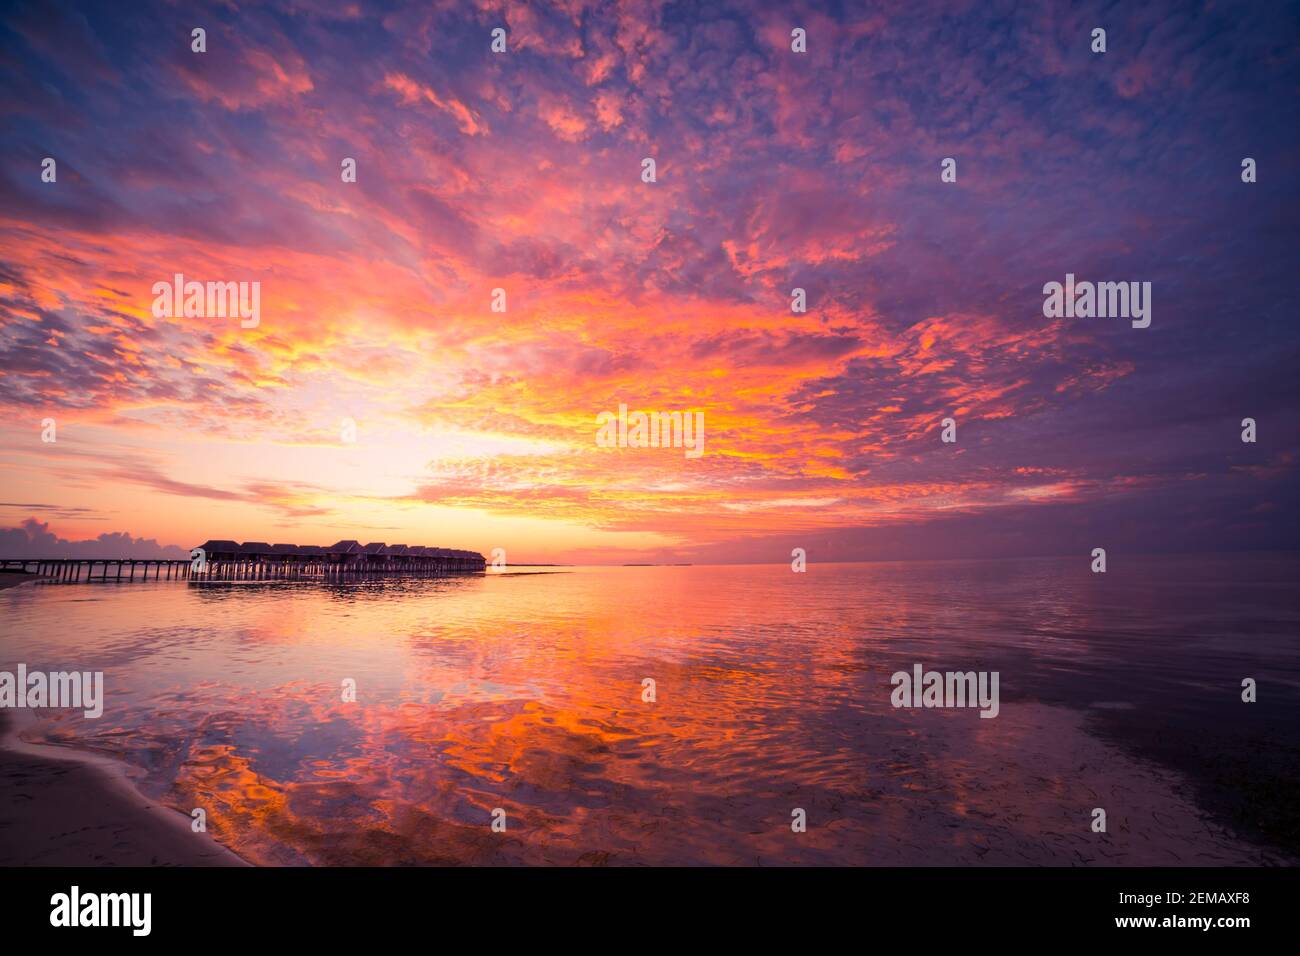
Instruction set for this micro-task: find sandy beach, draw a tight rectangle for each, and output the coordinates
[0,714,246,866]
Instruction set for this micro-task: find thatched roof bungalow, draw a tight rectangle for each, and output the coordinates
[195,540,240,561]
[326,540,364,564]
[296,545,326,563]
[189,538,483,576]
[382,544,410,564]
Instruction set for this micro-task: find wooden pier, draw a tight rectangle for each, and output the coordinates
[1,558,192,582]
[1,539,487,583]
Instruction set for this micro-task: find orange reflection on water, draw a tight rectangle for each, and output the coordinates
[4,557,1296,865]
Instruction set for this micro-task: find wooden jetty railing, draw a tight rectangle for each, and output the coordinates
[1,558,192,582]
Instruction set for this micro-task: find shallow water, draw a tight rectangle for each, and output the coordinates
[2,555,1297,865]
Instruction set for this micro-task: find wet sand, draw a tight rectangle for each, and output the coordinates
[0,714,247,866]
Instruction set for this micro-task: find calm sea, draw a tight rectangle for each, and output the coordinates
[2,554,1298,865]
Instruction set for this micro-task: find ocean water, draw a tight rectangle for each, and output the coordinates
[2,554,1298,866]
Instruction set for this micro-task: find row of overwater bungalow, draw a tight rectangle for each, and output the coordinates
[191,540,486,580]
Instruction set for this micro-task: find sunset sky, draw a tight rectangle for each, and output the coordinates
[1,0,1297,564]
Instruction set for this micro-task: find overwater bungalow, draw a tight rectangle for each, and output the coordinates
[326,540,364,566]
[362,542,387,570]
[382,544,410,567]
[183,539,483,580]
[270,544,301,565]
[196,540,241,562]
[450,548,481,572]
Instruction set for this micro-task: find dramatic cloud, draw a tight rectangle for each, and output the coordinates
[0,0,1296,561]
